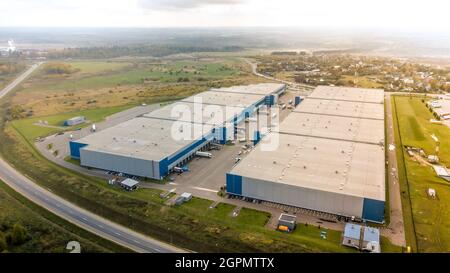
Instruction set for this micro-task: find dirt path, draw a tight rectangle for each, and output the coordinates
[384,94,406,247]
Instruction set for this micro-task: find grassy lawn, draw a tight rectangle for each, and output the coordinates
[22,60,239,93]
[392,96,450,252]
[341,75,384,89]
[11,104,133,140]
[0,180,129,253]
[174,198,363,252]
[69,61,132,74]
[10,58,257,117]
[64,156,81,166]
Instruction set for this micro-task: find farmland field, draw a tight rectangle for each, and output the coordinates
[10,58,260,117]
[392,96,450,252]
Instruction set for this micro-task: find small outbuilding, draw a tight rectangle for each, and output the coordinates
[175,192,193,206]
[342,223,362,249]
[119,178,139,191]
[180,192,192,202]
[342,223,381,253]
[64,116,85,126]
[277,213,296,231]
[362,226,381,253]
[427,188,436,199]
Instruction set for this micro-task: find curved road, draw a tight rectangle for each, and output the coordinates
[243,58,315,91]
[0,63,186,253]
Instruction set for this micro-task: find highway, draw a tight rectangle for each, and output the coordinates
[0,63,187,253]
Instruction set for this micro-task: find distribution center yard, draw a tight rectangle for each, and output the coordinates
[392,96,450,252]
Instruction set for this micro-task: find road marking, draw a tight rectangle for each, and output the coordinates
[82,217,88,221]
[191,186,218,193]
[97,224,104,228]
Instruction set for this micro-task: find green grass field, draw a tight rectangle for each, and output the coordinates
[11,104,133,140]
[69,61,131,74]
[392,96,450,252]
[22,60,238,93]
[0,180,129,253]
[340,75,384,89]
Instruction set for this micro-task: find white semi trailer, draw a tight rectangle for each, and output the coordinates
[195,151,212,158]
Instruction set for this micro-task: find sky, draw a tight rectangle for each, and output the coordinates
[0,0,449,30]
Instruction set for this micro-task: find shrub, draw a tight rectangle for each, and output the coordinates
[0,231,7,252]
[11,223,28,245]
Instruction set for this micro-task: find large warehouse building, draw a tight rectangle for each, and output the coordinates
[69,83,286,180]
[226,86,386,223]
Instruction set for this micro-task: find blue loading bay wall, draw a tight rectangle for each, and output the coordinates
[226,173,242,195]
[220,127,227,144]
[362,198,385,223]
[265,95,275,106]
[69,141,87,159]
[165,131,216,172]
[253,130,261,145]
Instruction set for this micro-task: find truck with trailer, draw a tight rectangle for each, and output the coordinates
[195,151,212,158]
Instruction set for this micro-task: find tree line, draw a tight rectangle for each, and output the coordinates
[46,45,243,59]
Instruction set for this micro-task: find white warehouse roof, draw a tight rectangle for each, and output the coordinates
[211,83,286,95]
[309,86,384,103]
[294,98,384,120]
[143,101,244,126]
[278,112,384,145]
[230,133,385,200]
[74,83,285,162]
[78,117,213,161]
[229,85,385,201]
[181,90,265,108]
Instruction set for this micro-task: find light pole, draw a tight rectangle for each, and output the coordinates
[431,134,440,156]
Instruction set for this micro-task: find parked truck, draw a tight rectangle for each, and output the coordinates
[195,151,212,158]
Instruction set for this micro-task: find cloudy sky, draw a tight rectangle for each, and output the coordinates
[0,0,449,30]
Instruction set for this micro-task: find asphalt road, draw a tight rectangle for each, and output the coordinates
[0,64,186,253]
[0,62,42,99]
[0,158,185,253]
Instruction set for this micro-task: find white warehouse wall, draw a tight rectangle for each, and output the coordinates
[241,177,364,218]
[80,148,159,179]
